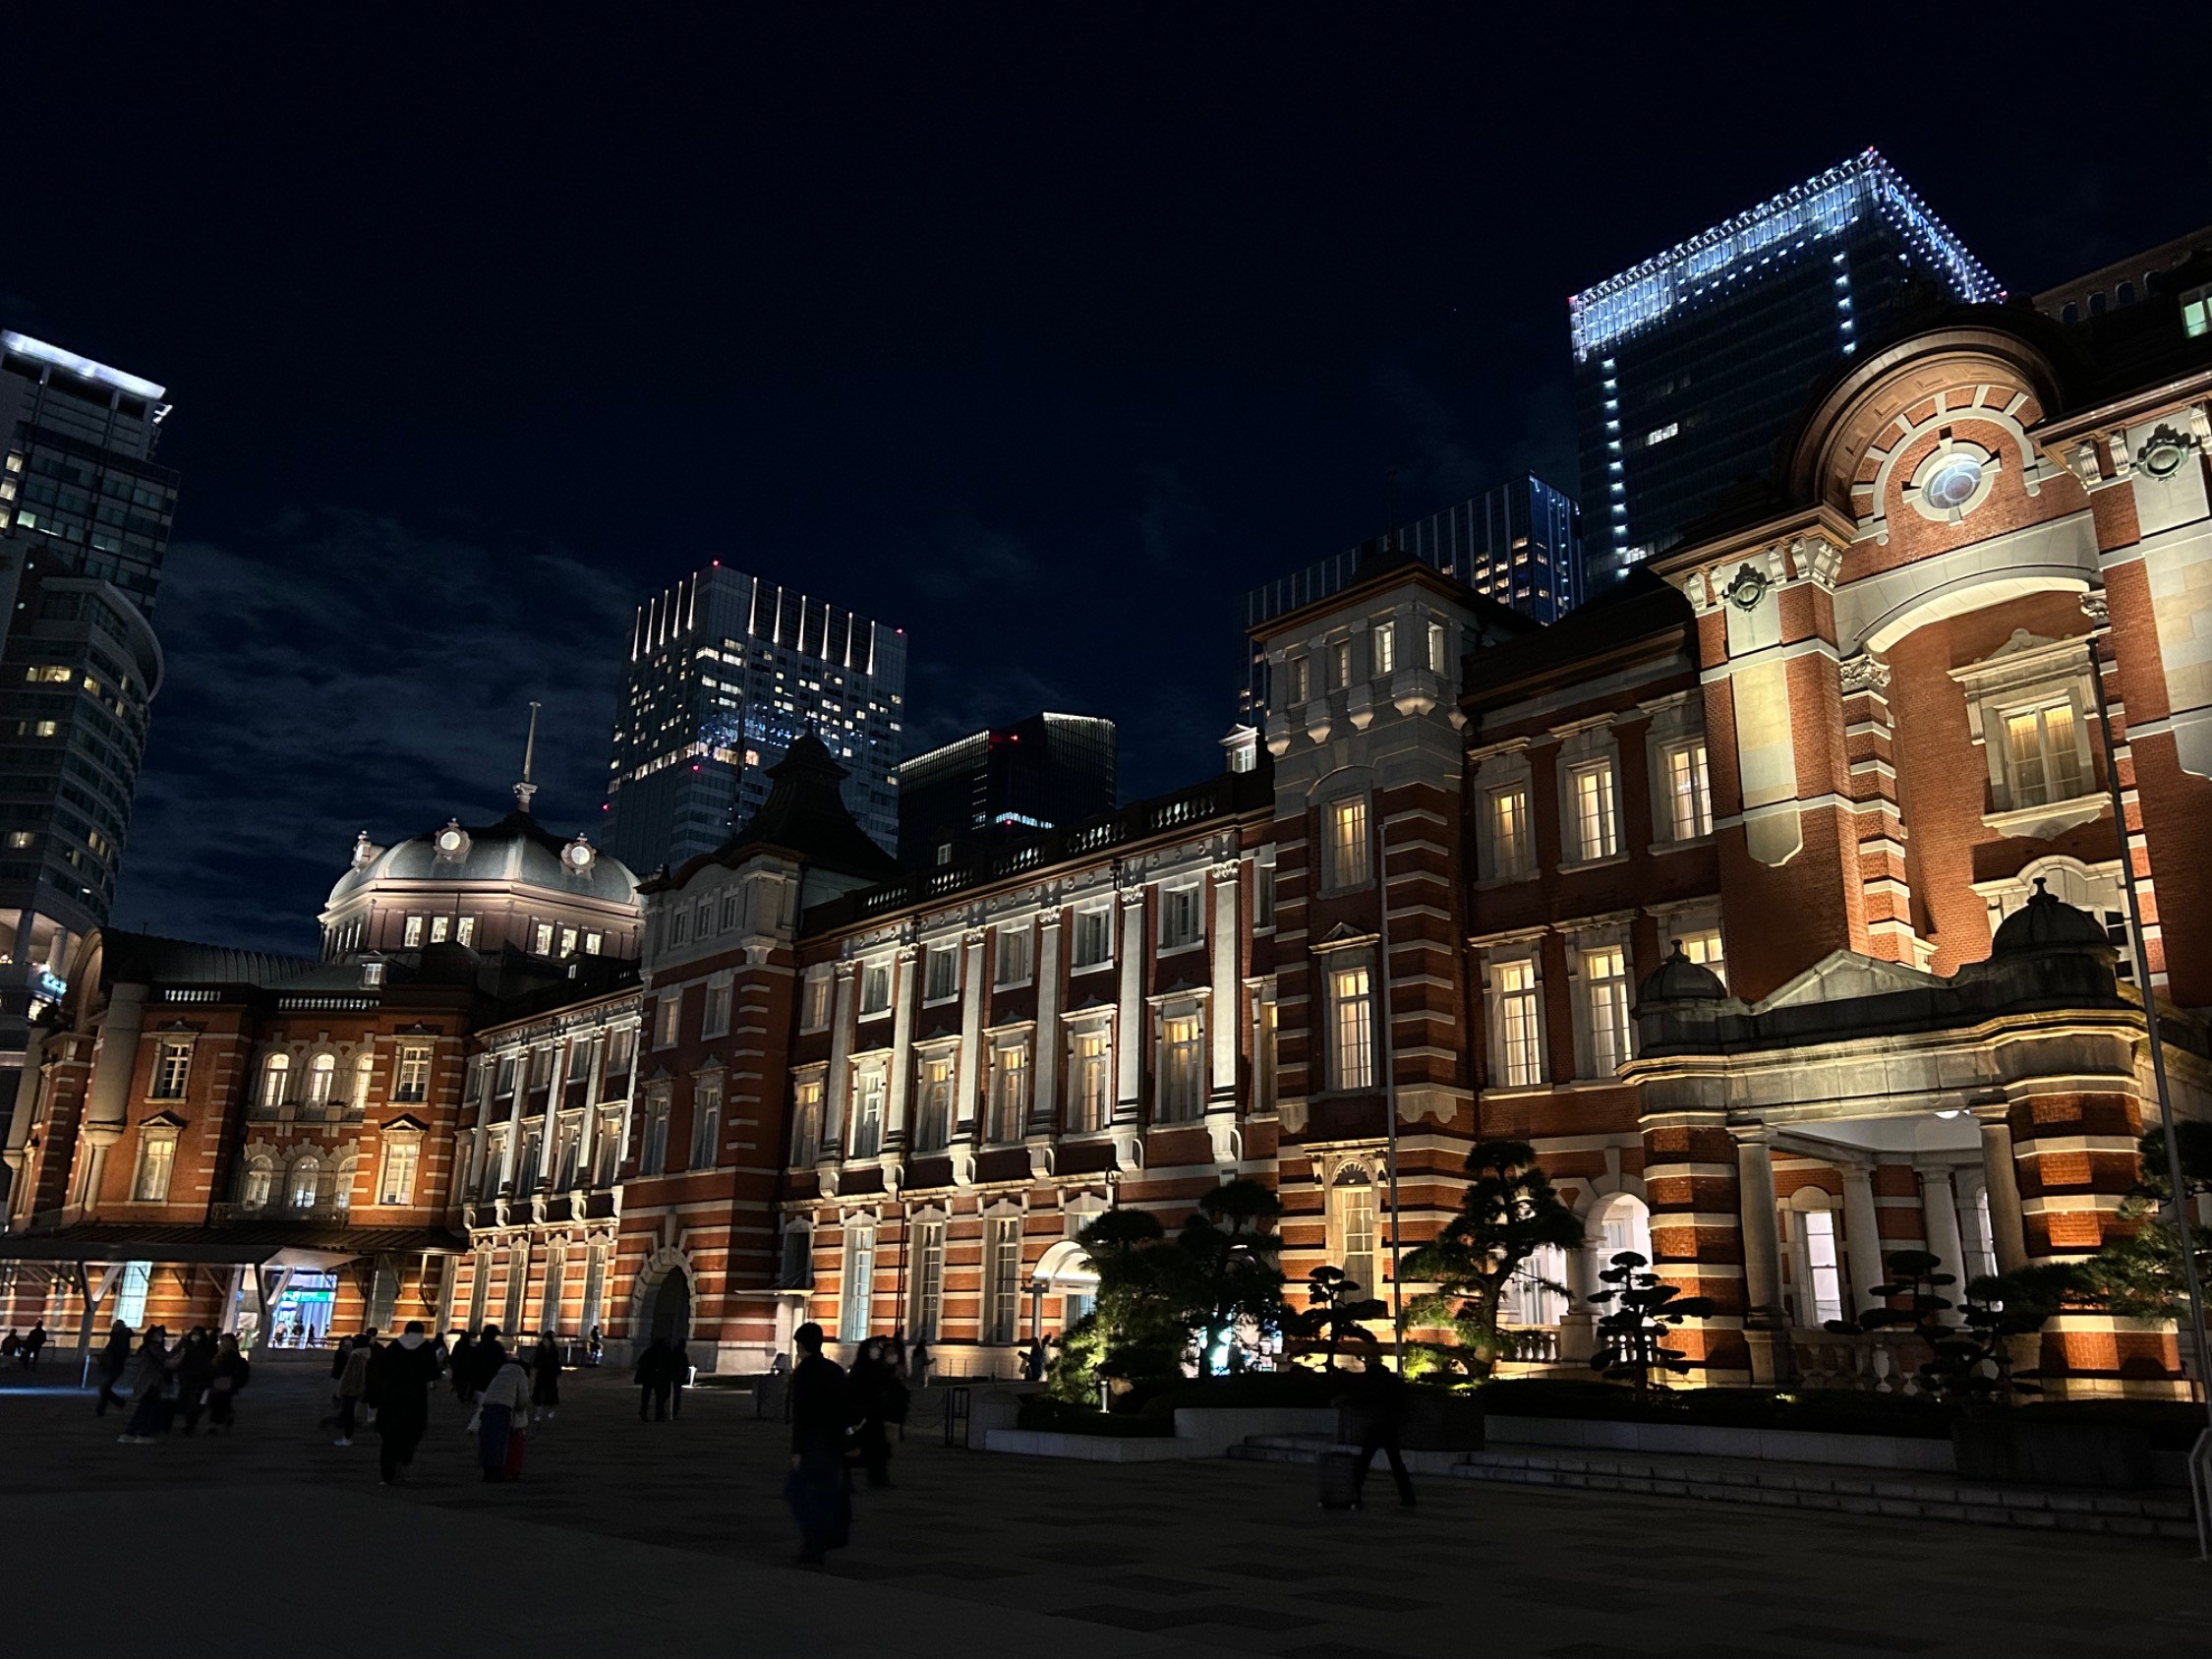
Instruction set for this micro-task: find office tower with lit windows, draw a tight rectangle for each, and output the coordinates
[1238,473,1577,711]
[898,711,1117,865]
[1570,148,2002,595]
[602,565,906,875]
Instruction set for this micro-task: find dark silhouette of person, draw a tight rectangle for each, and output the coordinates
[1342,1339,1416,1510]
[786,1322,849,1566]
[846,1336,905,1489]
[668,1339,691,1419]
[530,1333,561,1424]
[449,1331,478,1401]
[94,1321,132,1415]
[174,1329,216,1433]
[207,1333,250,1432]
[23,1320,47,1369]
[473,1325,507,1396]
[371,1321,441,1485]
[635,1337,672,1421]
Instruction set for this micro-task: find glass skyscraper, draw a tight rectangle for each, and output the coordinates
[1239,473,1578,711]
[897,711,1116,865]
[1571,148,2002,594]
[602,564,906,875]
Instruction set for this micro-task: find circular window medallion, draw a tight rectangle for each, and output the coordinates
[2138,425,2193,480]
[1923,455,1983,510]
[1907,441,1999,523]
[562,837,597,873]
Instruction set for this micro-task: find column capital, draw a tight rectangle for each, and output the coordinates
[832,960,859,981]
[1726,1121,1774,1148]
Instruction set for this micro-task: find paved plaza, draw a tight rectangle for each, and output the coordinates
[2,1358,2210,1657]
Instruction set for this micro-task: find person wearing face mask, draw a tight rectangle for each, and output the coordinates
[370,1322,441,1486]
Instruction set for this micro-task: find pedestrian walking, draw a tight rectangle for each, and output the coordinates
[1341,1340,1416,1510]
[24,1320,47,1370]
[529,1333,561,1425]
[473,1325,507,1396]
[847,1336,905,1489]
[635,1337,671,1421]
[908,1338,931,1390]
[206,1333,250,1433]
[668,1339,691,1419]
[371,1322,440,1485]
[785,1322,849,1566]
[117,1328,175,1444]
[1020,1335,1047,1382]
[449,1331,478,1401]
[93,1320,132,1415]
[472,1349,532,1481]
[333,1332,374,1447]
[174,1329,217,1434]
[587,1325,604,1367]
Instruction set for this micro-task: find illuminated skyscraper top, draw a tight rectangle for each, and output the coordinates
[602,564,905,875]
[1570,149,2001,593]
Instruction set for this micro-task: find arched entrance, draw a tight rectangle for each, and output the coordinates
[644,1270,691,1344]
[1031,1239,1099,1336]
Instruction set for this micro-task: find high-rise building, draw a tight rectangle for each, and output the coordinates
[1570,148,2001,595]
[897,711,1117,865]
[0,330,178,1106]
[602,564,906,875]
[1238,474,1573,711]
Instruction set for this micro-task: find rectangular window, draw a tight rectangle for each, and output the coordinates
[558,925,579,957]
[378,1140,420,1205]
[1679,925,1726,989]
[791,1079,823,1167]
[429,915,450,944]
[1334,1175,1377,1299]
[1256,998,1278,1108]
[908,1220,946,1340]
[403,916,424,948]
[721,891,743,931]
[914,1055,954,1152]
[994,922,1033,986]
[2185,283,2211,339]
[1373,621,1396,677]
[981,1216,1022,1344]
[778,1229,811,1290]
[1801,1210,1844,1326]
[580,928,600,955]
[1158,1014,1204,1120]
[1488,784,1530,878]
[2003,697,2086,807]
[1255,862,1275,929]
[1665,741,1712,840]
[116,1262,151,1329]
[1159,885,1202,950]
[533,921,555,955]
[151,1039,192,1099]
[1328,638,1351,690]
[594,1108,622,1186]
[924,944,959,1002]
[703,980,732,1038]
[689,1082,722,1168]
[849,1069,885,1158]
[528,1046,553,1089]
[859,960,893,1016]
[1288,656,1311,704]
[1327,798,1370,888]
[1496,959,1543,1087]
[1072,908,1113,970]
[1329,967,1374,1091]
[656,994,682,1048]
[840,1224,876,1343]
[1584,945,1632,1076]
[987,1044,1028,1142]
[395,1044,431,1103]
[640,1096,670,1175]
[800,966,833,1030]
[456,916,477,948]
[1069,1029,1111,1132]
[134,1135,175,1202]
[1571,761,1619,860]
[1426,620,1446,673]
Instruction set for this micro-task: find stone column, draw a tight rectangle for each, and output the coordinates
[1972,1105,2029,1274]
[1919,1166,1967,1315]
[80,980,146,1204]
[1840,1164,1886,1315]
[883,945,918,1155]
[1204,862,1242,1164]
[1114,886,1146,1126]
[1730,1123,1786,1384]
[820,963,858,1161]
[1560,1238,1603,1363]
[953,930,987,1141]
[1029,916,1063,1134]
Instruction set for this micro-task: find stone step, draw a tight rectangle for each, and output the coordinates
[1225,1435,2199,1540]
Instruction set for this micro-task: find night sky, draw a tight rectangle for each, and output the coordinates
[7,13,2203,953]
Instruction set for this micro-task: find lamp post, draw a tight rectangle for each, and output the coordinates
[1370,803,1404,1363]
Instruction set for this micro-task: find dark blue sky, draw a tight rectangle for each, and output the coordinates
[6,11,2203,951]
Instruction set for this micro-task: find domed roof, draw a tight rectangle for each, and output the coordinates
[1637,940,1729,1004]
[1992,878,2111,954]
[325,805,639,910]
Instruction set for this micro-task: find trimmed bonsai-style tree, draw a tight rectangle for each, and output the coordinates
[1280,1265,1386,1372]
[1587,1251,1713,1395]
[1402,1140,1584,1381]
[1823,1248,2071,1406]
[1174,1176,1288,1375]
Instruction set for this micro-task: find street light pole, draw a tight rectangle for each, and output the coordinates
[1370,803,1404,1363]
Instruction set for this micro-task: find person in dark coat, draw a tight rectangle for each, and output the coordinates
[1342,1340,1416,1510]
[449,1331,478,1401]
[473,1326,507,1396]
[846,1337,905,1489]
[174,1330,217,1433]
[93,1321,133,1415]
[371,1322,441,1485]
[786,1322,850,1566]
[667,1339,690,1419]
[117,1329,175,1444]
[529,1333,561,1424]
[23,1321,47,1369]
[635,1337,671,1421]
[206,1334,250,1433]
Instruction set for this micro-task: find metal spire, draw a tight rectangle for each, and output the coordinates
[514,700,542,811]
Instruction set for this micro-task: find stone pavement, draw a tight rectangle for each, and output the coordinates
[2,1358,2210,1657]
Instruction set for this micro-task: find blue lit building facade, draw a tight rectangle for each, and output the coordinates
[1571,149,2002,594]
[1238,472,1578,710]
[602,565,905,874]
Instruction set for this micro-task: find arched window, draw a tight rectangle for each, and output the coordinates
[1329,1164,1377,1301]
[331,1157,355,1211]
[307,1052,337,1105]
[2117,280,2135,307]
[261,1052,291,1109]
[240,1155,274,1211]
[1590,1192,1654,1270]
[289,1155,321,1211]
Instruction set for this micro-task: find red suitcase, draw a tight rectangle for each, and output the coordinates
[503,1429,528,1479]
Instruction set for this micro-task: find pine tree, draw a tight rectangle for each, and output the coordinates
[1587,1252,1713,1395]
[1402,1140,1583,1380]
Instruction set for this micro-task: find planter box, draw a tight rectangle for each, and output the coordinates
[1485,1415,1955,1473]
[986,1406,1339,1461]
[1952,1418,2156,1490]
[984,1428,1191,1462]
[1172,1406,1338,1455]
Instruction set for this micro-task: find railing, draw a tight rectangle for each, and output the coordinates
[1790,1330,1929,1392]
[1496,1327,1562,1365]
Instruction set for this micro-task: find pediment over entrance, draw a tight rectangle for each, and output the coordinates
[1754,950,1943,1012]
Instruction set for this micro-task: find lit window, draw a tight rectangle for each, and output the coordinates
[532,921,555,955]
[240,1157,274,1211]
[354,1051,375,1110]
[1158,1016,1203,1120]
[1664,741,1712,840]
[1288,657,1311,704]
[403,916,424,948]
[840,1223,877,1343]
[2003,697,2087,807]
[1256,998,1278,1108]
[1495,959,1543,1087]
[988,1043,1029,1141]
[289,1155,322,1211]
[306,1051,337,1105]
[260,1052,291,1109]
[151,1039,192,1099]
[581,928,600,955]
[800,966,833,1031]
[2183,284,2210,339]
[790,1078,824,1167]
[1069,1029,1111,1132]
[1329,966,1374,1092]
[378,1139,420,1206]
[559,925,579,957]
[5,832,30,849]
[1487,784,1530,878]
[1800,1210,1844,1326]
[689,1081,722,1168]
[1373,622,1396,676]
[1679,926,1726,989]
[1645,421,1679,445]
[981,1216,1022,1344]
[656,994,682,1047]
[395,1044,432,1103]
[908,1220,946,1340]
[456,916,477,948]
[1426,621,1446,673]
[1328,798,1370,888]
[1331,1166,1376,1299]
[1584,945,1632,1076]
[914,1055,954,1151]
[859,960,893,1016]
[133,1133,176,1202]
[1571,761,1618,860]
[994,922,1033,986]
[1329,639,1352,690]
[849,1069,885,1157]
